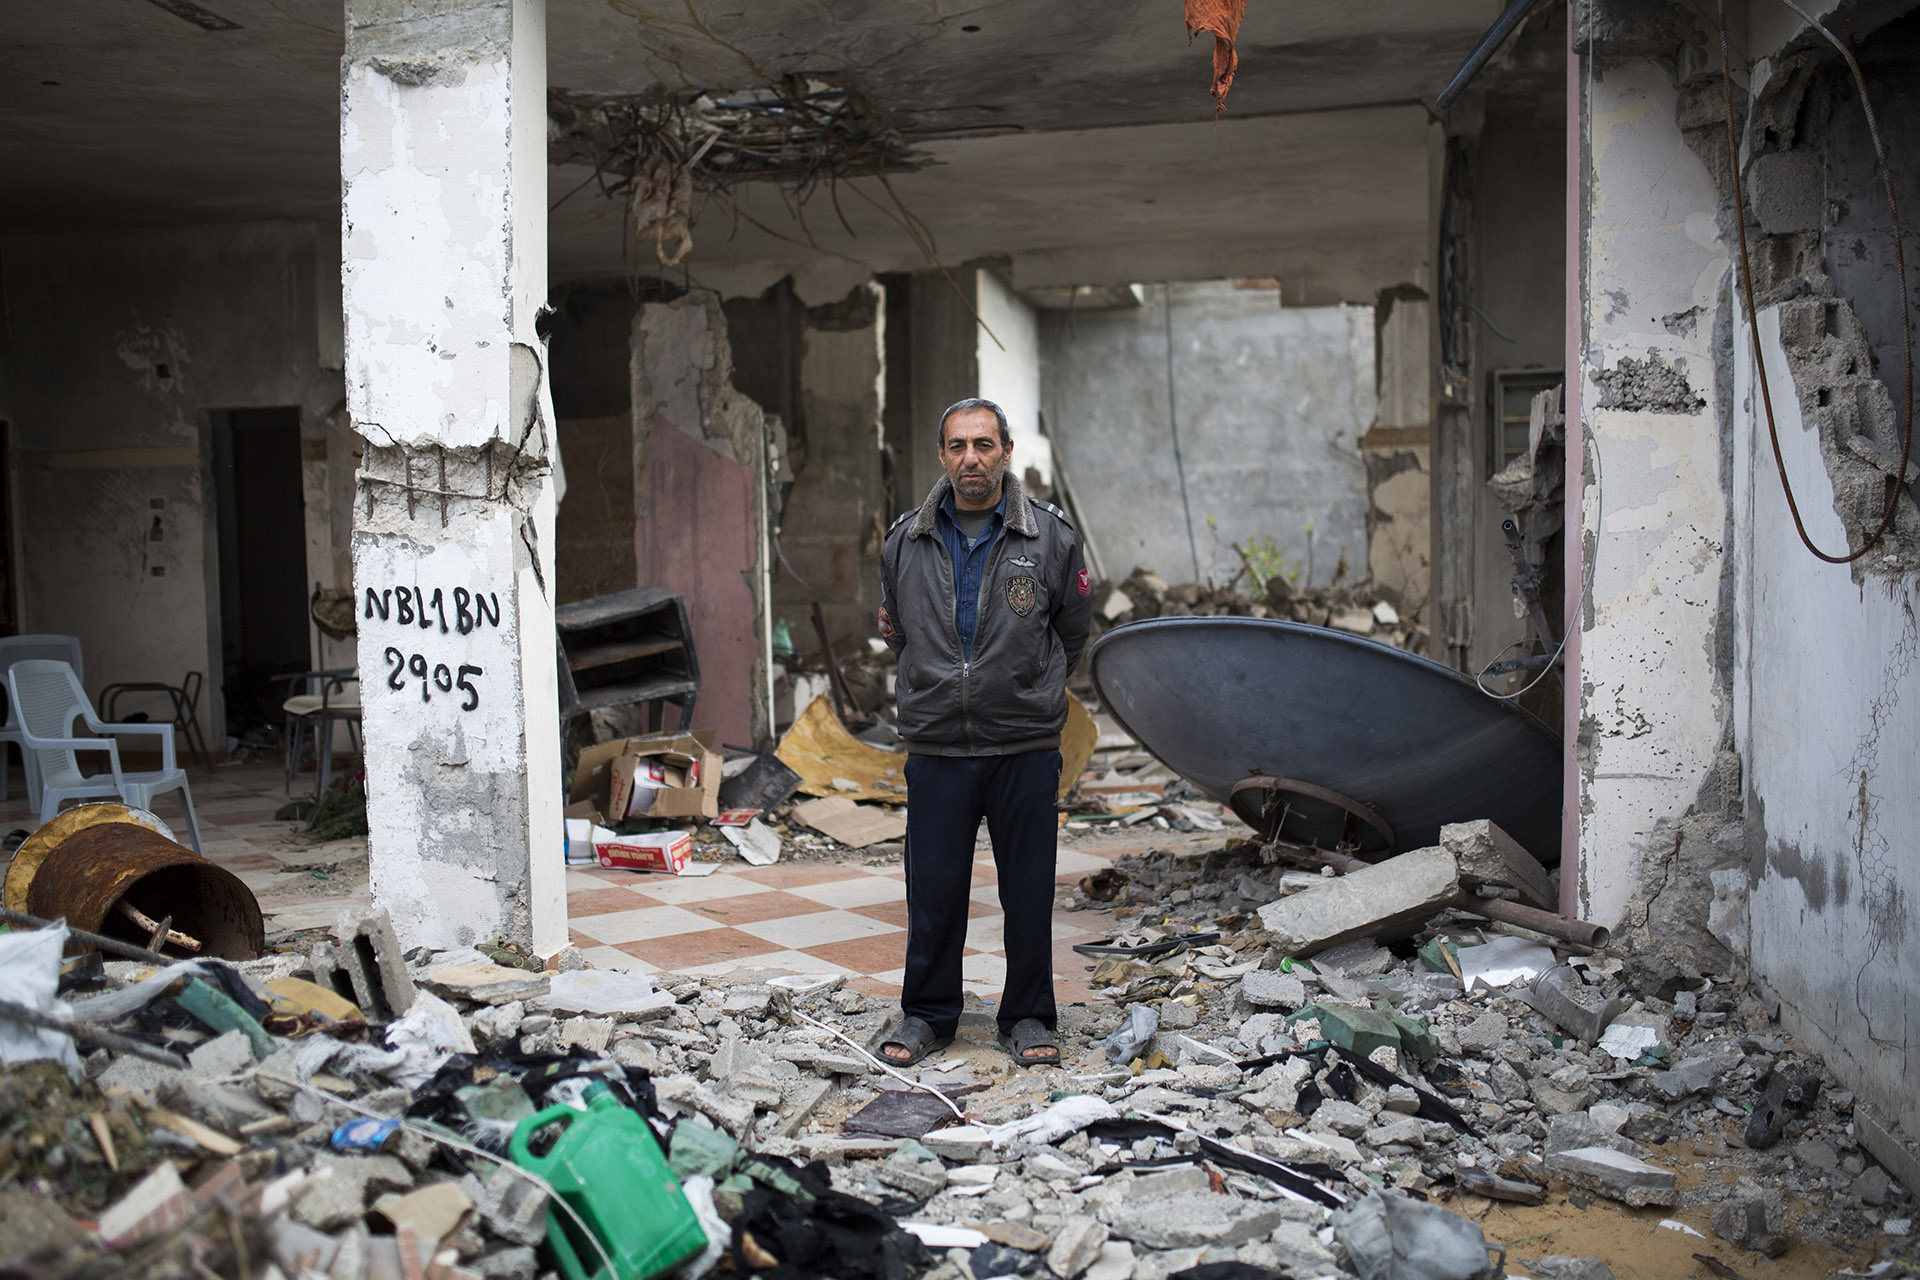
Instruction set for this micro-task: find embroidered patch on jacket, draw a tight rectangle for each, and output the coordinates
[1009,555,1038,568]
[1076,567,1092,596]
[878,605,896,638]
[1006,576,1038,616]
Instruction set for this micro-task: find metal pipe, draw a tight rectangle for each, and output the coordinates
[1435,0,1557,110]
[0,904,175,965]
[1454,894,1610,948]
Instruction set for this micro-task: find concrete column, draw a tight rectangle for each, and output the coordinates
[1574,55,1730,931]
[342,0,564,953]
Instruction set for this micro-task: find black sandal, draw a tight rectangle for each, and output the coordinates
[998,1017,1061,1067]
[877,1015,952,1067]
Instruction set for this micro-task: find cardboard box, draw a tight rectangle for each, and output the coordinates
[594,830,693,874]
[570,729,722,822]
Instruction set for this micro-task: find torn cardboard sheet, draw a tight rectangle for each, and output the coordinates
[775,693,1096,805]
[775,697,907,802]
[1057,692,1098,802]
[791,796,907,848]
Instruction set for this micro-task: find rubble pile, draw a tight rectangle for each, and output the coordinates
[7,808,1915,1280]
[1085,569,1426,653]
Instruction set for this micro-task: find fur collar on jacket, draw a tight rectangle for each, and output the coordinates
[906,471,1038,540]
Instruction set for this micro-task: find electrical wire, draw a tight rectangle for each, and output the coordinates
[1464,300,1519,343]
[1476,424,1603,702]
[1719,0,1916,564]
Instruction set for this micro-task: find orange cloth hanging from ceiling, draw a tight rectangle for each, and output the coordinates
[1184,0,1245,116]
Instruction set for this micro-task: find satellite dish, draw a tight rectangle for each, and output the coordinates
[1089,617,1562,863]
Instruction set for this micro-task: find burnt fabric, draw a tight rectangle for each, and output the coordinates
[735,1183,930,1280]
[1184,0,1246,114]
[901,749,1062,1038]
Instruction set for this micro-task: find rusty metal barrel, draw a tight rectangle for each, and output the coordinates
[3,804,264,960]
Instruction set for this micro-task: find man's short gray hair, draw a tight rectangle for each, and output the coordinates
[939,397,1011,446]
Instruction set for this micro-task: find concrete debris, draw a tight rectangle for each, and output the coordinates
[1544,1146,1679,1207]
[1256,846,1460,954]
[1710,1186,1790,1256]
[1441,819,1555,911]
[1088,566,1428,653]
[7,819,1915,1280]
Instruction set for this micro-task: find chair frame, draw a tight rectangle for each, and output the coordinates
[6,659,202,853]
[281,667,362,802]
[0,634,84,810]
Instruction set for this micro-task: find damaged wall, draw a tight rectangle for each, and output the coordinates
[1039,281,1375,588]
[975,270,1049,488]
[0,221,344,741]
[631,291,773,750]
[1724,12,1920,1151]
[1363,282,1434,614]
[1570,0,1920,1149]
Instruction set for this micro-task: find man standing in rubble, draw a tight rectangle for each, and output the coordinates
[875,397,1092,1067]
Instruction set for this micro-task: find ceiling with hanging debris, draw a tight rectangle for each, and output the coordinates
[4,0,1510,298]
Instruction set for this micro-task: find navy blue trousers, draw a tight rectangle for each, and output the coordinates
[901,749,1062,1038]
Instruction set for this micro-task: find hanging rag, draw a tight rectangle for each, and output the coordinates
[1184,0,1246,115]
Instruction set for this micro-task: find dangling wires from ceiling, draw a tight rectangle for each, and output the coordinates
[1718,0,1916,564]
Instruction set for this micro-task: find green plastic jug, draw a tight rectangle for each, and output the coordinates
[509,1085,708,1280]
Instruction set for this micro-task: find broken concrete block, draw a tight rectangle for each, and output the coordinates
[188,1029,257,1081]
[922,1127,998,1163]
[465,1169,548,1246]
[1545,1146,1678,1207]
[1257,846,1458,955]
[557,1016,614,1055]
[335,907,416,1020]
[610,1037,661,1074]
[425,962,551,1006]
[1239,968,1305,1009]
[1048,1218,1109,1278]
[1268,1221,1340,1276]
[1102,1191,1284,1249]
[1081,1240,1134,1280]
[1711,1189,1789,1256]
[875,1155,948,1200]
[476,1245,540,1280]
[1647,1048,1739,1101]
[1310,1100,1372,1139]
[1457,1009,1509,1055]
[1441,819,1555,910]
[1365,1117,1428,1148]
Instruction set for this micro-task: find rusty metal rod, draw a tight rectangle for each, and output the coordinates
[1452,895,1610,948]
[0,997,189,1068]
[0,904,174,965]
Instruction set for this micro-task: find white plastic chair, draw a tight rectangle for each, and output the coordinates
[0,635,83,810]
[7,659,203,854]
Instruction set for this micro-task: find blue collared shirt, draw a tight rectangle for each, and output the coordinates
[936,490,1006,659]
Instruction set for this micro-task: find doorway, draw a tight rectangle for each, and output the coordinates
[208,408,309,743]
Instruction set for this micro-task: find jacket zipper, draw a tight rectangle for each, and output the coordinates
[963,530,1009,753]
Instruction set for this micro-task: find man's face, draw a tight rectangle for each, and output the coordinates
[939,408,1012,509]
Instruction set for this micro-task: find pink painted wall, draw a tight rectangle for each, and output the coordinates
[635,417,758,750]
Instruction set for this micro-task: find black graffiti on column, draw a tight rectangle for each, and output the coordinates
[363,586,501,635]
[366,586,499,711]
[383,648,484,710]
